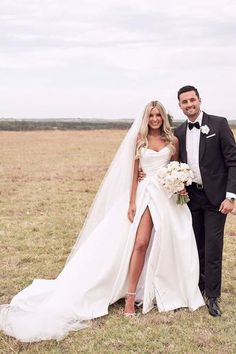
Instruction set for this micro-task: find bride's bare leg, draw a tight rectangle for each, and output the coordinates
[124,207,153,315]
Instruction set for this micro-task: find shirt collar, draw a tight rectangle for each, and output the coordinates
[187,111,203,125]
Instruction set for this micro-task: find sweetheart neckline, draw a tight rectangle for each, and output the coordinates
[146,146,169,153]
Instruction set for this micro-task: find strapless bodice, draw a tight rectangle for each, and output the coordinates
[139,147,171,177]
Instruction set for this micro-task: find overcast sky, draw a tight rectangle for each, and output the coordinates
[0,0,235,120]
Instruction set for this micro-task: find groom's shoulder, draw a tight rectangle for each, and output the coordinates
[204,112,228,123]
[204,112,230,129]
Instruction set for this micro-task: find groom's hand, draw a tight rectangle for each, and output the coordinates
[219,199,234,214]
[138,168,146,182]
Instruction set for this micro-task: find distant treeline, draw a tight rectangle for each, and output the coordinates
[0,118,235,131]
[0,119,133,131]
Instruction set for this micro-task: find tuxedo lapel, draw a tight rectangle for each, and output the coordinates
[199,112,209,162]
[180,121,188,163]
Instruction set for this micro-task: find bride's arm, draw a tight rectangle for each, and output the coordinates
[171,136,180,161]
[128,159,139,222]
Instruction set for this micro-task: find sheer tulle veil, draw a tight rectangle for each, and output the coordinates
[66,113,143,263]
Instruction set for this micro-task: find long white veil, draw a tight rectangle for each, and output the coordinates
[66,113,143,262]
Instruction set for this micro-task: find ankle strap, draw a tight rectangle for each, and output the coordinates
[127,292,136,296]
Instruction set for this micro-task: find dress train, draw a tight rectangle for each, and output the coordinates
[0,147,204,342]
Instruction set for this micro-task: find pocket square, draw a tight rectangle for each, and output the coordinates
[206,133,216,139]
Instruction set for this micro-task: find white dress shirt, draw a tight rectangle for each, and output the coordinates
[186,112,203,185]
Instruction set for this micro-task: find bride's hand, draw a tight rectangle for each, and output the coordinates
[128,203,136,222]
[178,188,188,196]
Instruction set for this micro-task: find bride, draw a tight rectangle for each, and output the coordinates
[0,101,204,342]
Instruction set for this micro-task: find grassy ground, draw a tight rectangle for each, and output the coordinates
[0,130,236,354]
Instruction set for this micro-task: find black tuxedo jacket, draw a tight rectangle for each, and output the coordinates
[174,112,236,206]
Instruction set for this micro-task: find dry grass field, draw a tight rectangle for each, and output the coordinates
[0,130,236,354]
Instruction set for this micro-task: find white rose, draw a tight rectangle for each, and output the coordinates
[169,161,179,170]
[180,163,190,170]
[201,125,210,135]
[176,183,185,192]
[177,172,186,181]
[186,178,193,186]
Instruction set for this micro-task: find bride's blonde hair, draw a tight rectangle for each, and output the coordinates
[136,100,175,159]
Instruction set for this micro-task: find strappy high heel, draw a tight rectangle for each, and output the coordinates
[124,292,136,317]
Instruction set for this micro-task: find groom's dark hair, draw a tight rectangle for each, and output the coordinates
[177,85,200,100]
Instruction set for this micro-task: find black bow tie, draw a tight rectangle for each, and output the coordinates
[188,121,200,130]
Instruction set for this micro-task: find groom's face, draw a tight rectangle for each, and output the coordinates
[178,90,201,121]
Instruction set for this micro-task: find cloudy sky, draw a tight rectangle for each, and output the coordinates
[0,0,235,120]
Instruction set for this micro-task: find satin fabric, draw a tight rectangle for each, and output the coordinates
[0,147,204,342]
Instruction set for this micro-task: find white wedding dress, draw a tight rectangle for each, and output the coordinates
[0,146,204,342]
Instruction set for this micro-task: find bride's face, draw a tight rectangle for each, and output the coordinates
[148,107,163,130]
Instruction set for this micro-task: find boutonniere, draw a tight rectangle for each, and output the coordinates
[200,125,210,135]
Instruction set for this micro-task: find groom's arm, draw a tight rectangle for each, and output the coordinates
[219,118,236,195]
[218,118,236,214]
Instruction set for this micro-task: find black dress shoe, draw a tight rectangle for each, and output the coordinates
[206,297,222,317]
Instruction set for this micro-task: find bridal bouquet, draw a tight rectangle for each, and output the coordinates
[157,161,194,205]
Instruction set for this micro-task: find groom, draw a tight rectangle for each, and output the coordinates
[175,85,236,317]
